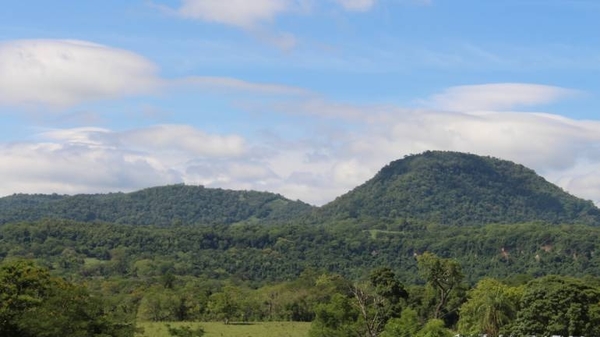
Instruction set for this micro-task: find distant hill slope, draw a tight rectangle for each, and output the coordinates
[318,151,600,226]
[0,184,315,226]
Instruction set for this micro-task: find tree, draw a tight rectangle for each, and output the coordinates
[512,275,600,337]
[138,289,180,322]
[381,308,420,337]
[369,268,408,319]
[417,252,464,319]
[458,278,520,337]
[351,282,387,337]
[208,286,240,324]
[0,259,135,337]
[415,319,453,337]
[309,293,358,337]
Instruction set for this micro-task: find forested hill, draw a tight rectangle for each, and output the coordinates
[318,151,600,226]
[2,151,600,227]
[0,184,315,226]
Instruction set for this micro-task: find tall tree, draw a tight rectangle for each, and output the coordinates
[369,267,408,319]
[417,252,464,320]
[309,293,359,337]
[458,278,521,337]
[381,308,420,337]
[512,275,600,337]
[415,319,453,337]
[208,285,241,324]
[0,259,135,337]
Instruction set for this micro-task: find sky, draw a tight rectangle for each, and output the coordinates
[0,0,600,206]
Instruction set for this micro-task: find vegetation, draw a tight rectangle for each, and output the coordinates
[2,151,599,228]
[318,151,600,225]
[0,259,135,337]
[4,219,600,284]
[137,322,311,337]
[0,184,314,226]
[1,151,600,336]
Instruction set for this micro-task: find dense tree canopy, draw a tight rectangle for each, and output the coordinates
[1,151,600,335]
[0,184,314,226]
[0,260,135,337]
[512,275,600,337]
[318,151,600,225]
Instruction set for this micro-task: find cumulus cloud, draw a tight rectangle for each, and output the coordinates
[334,0,377,11]
[0,40,160,107]
[0,141,180,196]
[119,125,246,157]
[176,0,291,28]
[3,80,600,206]
[0,125,248,197]
[4,108,600,206]
[241,87,600,205]
[39,125,247,158]
[429,83,578,111]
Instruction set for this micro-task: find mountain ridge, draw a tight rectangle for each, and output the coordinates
[318,151,600,226]
[1,151,598,226]
[0,184,315,226]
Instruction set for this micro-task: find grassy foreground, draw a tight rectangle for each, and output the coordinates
[137,321,311,337]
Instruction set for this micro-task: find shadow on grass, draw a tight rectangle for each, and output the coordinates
[227,322,255,326]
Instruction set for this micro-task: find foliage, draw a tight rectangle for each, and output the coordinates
[309,293,358,337]
[2,151,600,230]
[0,184,314,226]
[0,259,135,337]
[165,324,205,337]
[208,285,241,324]
[318,151,600,226]
[369,267,408,319]
[458,278,521,337]
[380,308,420,337]
[5,152,600,335]
[5,219,600,287]
[138,321,311,337]
[417,252,464,320]
[415,319,453,337]
[512,275,600,337]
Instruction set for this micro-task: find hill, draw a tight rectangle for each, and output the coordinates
[2,151,599,227]
[0,184,314,226]
[318,151,600,226]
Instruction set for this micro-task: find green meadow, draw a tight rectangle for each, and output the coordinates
[137,322,311,337]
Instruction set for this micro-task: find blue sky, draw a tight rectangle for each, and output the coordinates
[0,0,599,205]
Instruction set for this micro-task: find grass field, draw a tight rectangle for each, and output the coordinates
[137,321,311,337]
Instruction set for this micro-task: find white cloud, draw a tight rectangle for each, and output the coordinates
[176,0,291,28]
[334,0,377,11]
[0,40,160,107]
[119,125,247,157]
[174,76,308,95]
[0,141,180,196]
[0,39,310,109]
[429,83,578,111]
[0,125,248,197]
[3,82,600,207]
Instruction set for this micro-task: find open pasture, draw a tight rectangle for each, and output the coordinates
[137,321,311,337]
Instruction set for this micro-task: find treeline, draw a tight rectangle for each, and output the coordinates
[2,219,600,284]
[0,184,314,226]
[2,152,600,229]
[318,151,600,226]
[0,260,136,337]
[4,254,599,337]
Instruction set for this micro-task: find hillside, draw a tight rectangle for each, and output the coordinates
[318,151,600,226]
[2,151,599,227]
[0,184,315,226]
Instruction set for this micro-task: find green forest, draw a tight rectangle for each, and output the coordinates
[2,151,600,337]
